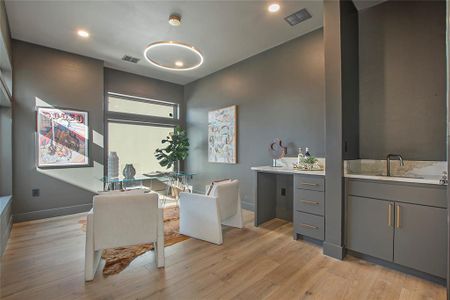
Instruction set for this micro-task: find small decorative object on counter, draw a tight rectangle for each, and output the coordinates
[107,151,119,179]
[293,147,322,171]
[269,138,287,167]
[297,148,304,165]
[123,164,136,180]
[305,147,311,157]
[298,156,320,170]
[439,171,448,185]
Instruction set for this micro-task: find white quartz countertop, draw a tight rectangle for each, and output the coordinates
[251,166,325,176]
[345,174,445,186]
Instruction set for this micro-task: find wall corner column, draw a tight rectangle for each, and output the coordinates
[323,0,359,260]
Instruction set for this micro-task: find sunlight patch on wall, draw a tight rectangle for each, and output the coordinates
[37,161,104,193]
[35,96,50,107]
[34,96,104,193]
[92,130,103,148]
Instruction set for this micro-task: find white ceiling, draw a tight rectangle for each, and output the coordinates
[5,0,324,85]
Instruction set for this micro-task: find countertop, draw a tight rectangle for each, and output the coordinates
[251,166,325,176]
[251,166,445,185]
[344,174,445,186]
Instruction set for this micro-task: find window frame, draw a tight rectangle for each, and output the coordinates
[107,92,179,121]
[104,93,181,180]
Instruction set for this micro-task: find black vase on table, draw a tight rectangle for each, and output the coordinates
[123,164,136,180]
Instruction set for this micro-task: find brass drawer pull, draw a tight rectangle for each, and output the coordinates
[388,203,393,227]
[300,200,320,205]
[299,223,319,230]
[300,182,319,187]
[396,205,401,228]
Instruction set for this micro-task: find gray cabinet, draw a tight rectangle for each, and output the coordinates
[294,174,325,241]
[294,189,324,216]
[345,178,447,278]
[294,175,325,192]
[346,196,394,261]
[394,203,447,278]
[294,211,324,240]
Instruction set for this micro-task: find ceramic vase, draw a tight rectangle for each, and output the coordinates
[123,164,136,179]
[108,152,119,179]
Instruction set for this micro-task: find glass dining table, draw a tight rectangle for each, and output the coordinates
[102,171,195,206]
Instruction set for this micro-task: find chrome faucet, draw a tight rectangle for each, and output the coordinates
[386,154,405,177]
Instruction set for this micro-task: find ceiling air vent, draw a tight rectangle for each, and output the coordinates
[284,8,312,26]
[122,55,140,64]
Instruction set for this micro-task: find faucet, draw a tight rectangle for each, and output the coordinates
[386,154,405,177]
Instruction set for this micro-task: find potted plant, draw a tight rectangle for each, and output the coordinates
[155,126,189,171]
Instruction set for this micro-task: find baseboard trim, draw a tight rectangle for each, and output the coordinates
[347,250,446,285]
[241,201,255,212]
[323,241,345,260]
[13,203,92,223]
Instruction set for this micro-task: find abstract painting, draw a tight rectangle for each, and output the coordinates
[37,107,89,168]
[208,105,237,164]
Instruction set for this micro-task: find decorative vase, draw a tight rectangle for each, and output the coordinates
[123,164,136,179]
[107,152,119,179]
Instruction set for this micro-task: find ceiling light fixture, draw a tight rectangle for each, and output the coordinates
[175,61,184,67]
[169,14,181,26]
[77,29,90,38]
[144,41,203,71]
[268,3,281,13]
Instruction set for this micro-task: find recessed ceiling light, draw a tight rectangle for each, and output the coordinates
[169,14,181,26]
[77,29,90,38]
[268,3,281,13]
[144,41,203,71]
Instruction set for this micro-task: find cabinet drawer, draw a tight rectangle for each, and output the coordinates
[294,189,324,216]
[294,175,324,191]
[294,211,324,240]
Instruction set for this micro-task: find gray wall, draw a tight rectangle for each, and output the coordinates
[12,40,104,222]
[359,0,446,160]
[105,68,184,110]
[11,47,186,222]
[0,0,11,197]
[0,107,12,196]
[184,29,325,210]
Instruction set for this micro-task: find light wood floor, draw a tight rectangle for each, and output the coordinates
[0,210,446,300]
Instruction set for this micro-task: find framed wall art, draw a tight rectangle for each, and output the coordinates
[208,105,237,164]
[36,107,90,168]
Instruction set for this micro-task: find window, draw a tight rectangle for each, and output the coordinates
[106,93,180,177]
[108,94,177,119]
[108,122,174,175]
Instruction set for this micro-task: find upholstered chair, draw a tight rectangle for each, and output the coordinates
[179,179,243,245]
[85,192,164,281]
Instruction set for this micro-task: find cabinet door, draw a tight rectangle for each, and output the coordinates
[394,203,447,278]
[346,196,394,261]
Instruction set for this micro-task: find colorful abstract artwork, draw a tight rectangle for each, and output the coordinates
[208,105,237,164]
[37,107,89,168]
